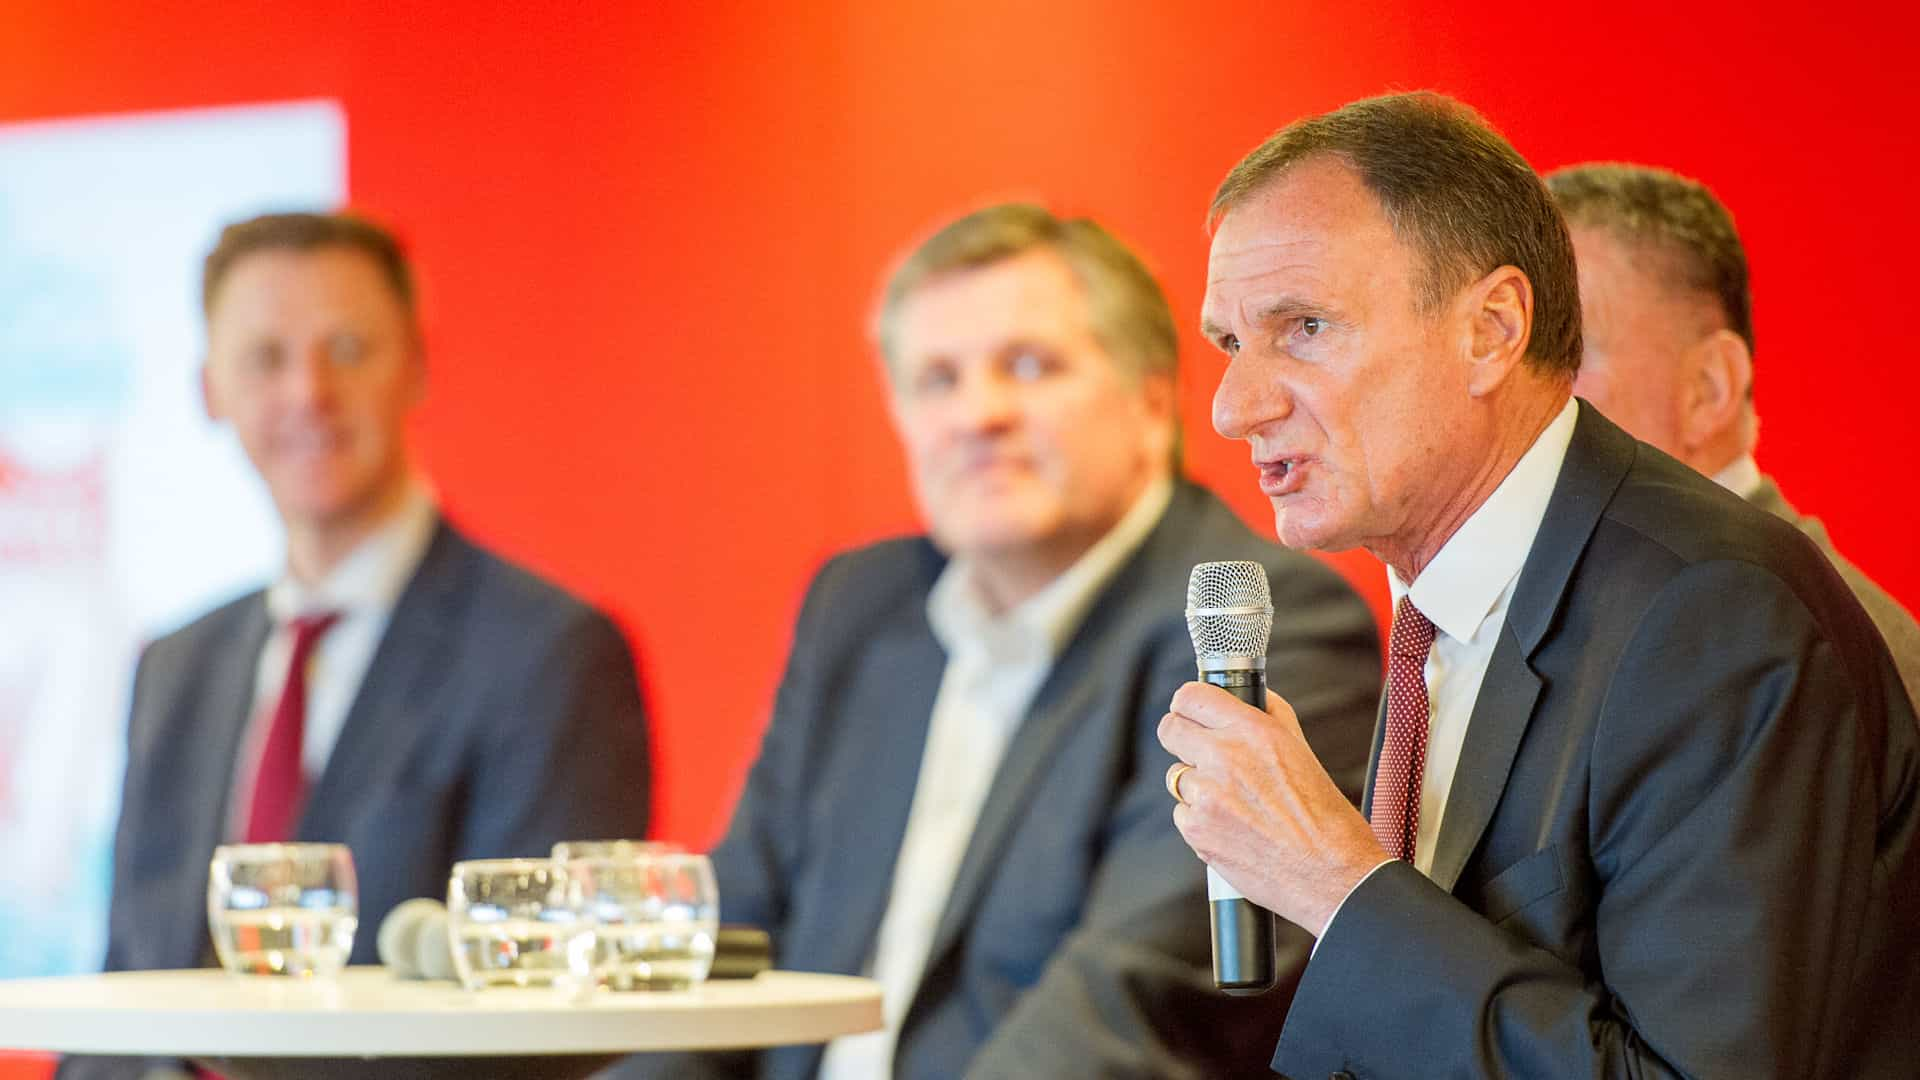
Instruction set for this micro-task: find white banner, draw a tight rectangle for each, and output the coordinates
[0,101,346,975]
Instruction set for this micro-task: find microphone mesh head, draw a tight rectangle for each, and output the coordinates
[1186,560,1273,667]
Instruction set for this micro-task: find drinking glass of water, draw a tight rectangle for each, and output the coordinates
[207,843,358,977]
[446,858,595,992]
[563,851,718,991]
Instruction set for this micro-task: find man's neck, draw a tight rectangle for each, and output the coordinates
[284,478,416,586]
[969,545,1079,616]
[1379,389,1570,582]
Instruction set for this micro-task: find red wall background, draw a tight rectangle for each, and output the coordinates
[4,2,1916,887]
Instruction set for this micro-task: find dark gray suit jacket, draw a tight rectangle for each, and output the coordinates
[1273,403,1920,1079]
[620,481,1381,1080]
[61,521,653,1080]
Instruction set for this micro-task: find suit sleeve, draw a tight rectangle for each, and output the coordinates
[598,559,849,1080]
[963,558,1383,1080]
[456,606,652,860]
[1276,560,1895,1080]
[702,556,850,936]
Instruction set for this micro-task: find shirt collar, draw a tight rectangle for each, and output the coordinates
[1389,397,1578,646]
[266,482,438,624]
[929,474,1173,664]
[1709,453,1763,500]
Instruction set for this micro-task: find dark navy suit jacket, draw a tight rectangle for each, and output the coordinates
[1274,403,1920,1079]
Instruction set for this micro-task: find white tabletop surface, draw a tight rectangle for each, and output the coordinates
[0,968,882,1057]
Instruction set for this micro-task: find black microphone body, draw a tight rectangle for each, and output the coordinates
[1202,667,1280,995]
[1186,560,1281,995]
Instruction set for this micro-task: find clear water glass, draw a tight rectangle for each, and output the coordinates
[446,858,594,992]
[564,851,718,991]
[207,843,358,978]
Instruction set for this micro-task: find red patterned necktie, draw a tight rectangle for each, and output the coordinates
[1370,596,1437,863]
[243,611,342,843]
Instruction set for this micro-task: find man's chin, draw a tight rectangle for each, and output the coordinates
[1270,504,1347,553]
[932,513,1059,563]
[268,480,387,534]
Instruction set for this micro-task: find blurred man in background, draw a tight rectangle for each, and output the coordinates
[61,212,653,1080]
[1548,162,1920,708]
[625,204,1381,1079]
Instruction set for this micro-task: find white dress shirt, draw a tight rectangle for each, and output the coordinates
[1320,397,1578,936]
[818,475,1172,1080]
[225,485,438,840]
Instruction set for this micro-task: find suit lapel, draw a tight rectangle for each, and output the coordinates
[163,597,270,967]
[299,521,469,839]
[918,658,1101,970]
[1427,629,1541,890]
[805,611,946,978]
[1423,402,1636,892]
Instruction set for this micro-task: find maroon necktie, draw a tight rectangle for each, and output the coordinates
[243,611,342,843]
[1369,597,1437,862]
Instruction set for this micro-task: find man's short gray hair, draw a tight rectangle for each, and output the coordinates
[874,203,1179,384]
[1546,162,1754,353]
[1210,92,1583,376]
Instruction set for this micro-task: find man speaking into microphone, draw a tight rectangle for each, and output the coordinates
[622,204,1380,1080]
[1159,92,1920,1078]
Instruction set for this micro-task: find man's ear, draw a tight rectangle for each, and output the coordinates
[1464,265,1535,397]
[200,360,221,422]
[1140,371,1178,422]
[1679,328,1751,454]
[404,330,429,407]
[1138,371,1180,460]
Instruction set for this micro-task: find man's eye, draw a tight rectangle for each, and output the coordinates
[1221,334,1241,356]
[1300,317,1323,337]
[246,343,283,373]
[1007,349,1055,380]
[913,365,956,395]
[327,333,367,365]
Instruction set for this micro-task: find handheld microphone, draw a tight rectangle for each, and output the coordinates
[1186,560,1280,995]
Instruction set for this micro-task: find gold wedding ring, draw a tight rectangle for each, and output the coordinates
[1166,762,1194,806]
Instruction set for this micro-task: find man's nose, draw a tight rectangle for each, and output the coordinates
[281,345,338,406]
[953,370,1019,431]
[1212,353,1292,441]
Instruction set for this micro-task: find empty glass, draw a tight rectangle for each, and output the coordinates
[445,858,594,992]
[564,851,718,991]
[207,843,358,977]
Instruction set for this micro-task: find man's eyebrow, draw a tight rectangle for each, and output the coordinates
[1246,296,1321,323]
[1200,296,1326,341]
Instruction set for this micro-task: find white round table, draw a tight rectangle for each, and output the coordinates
[0,967,882,1079]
